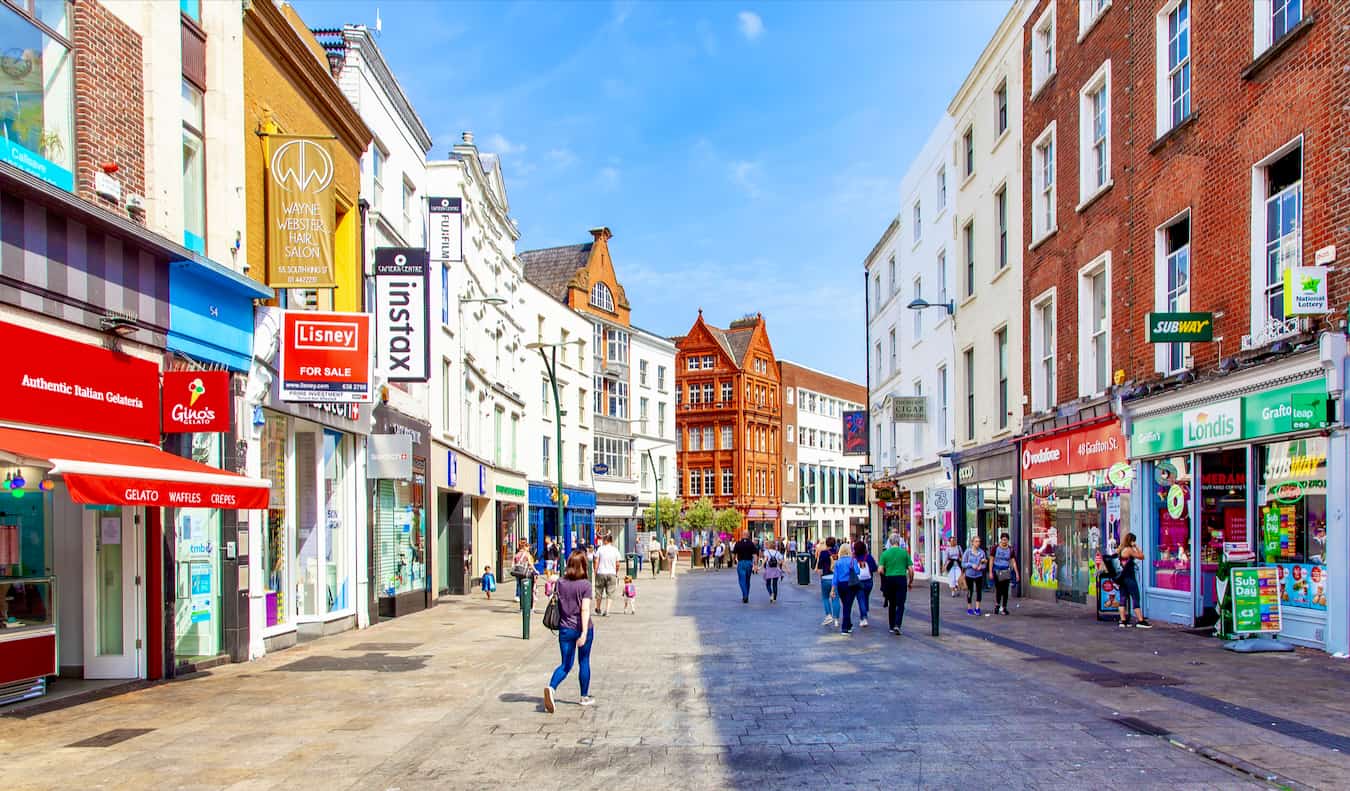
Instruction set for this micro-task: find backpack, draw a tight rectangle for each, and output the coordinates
[845,558,860,587]
[768,554,779,568]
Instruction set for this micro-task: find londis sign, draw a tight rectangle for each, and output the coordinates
[1145,311,1213,343]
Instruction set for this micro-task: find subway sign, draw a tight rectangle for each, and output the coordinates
[1146,312,1213,343]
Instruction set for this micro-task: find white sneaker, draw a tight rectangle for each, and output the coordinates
[579,696,596,706]
[860,618,869,628]
[821,616,834,626]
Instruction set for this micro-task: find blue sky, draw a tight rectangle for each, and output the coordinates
[296,1,1012,382]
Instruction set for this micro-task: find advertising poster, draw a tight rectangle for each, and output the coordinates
[373,248,431,383]
[278,310,373,403]
[1231,566,1282,634]
[265,136,336,288]
[1098,577,1121,612]
[1278,563,1327,611]
[842,410,868,455]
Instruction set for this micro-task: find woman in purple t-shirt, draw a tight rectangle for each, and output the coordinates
[544,550,595,713]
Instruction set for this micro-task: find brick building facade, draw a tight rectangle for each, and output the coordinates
[674,312,782,537]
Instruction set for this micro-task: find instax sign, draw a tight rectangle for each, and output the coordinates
[374,248,430,382]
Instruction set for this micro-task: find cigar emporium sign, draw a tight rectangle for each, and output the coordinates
[266,136,337,288]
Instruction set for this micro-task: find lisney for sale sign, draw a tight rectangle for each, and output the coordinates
[278,310,373,403]
[373,248,430,382]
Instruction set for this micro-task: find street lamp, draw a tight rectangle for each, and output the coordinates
[906,297,955,316]
[526,339,585,558]
[624,419,668,545]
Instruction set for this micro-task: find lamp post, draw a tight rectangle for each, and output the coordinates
[457,293,507,622]
[625,418,668,545]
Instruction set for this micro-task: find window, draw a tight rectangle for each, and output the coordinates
[441,266,449,324]
[639,359,649,386]
[441,359,452,430]
[371,145,386,207]
[689,467,701,496]
[996,327,1009,429]
[888,255,897,295]
[542,436,552,479]
[912,201,922,242]
[657,365,667,391]
[798,426,806,445]
[721,425,733,449]
[702,426,714,451]
[657,403,666,436]
[605,328,628,363]
[785,388,793,406]
[873,342,882,382]
[996,187,1008,271]
[962,127,974,178]
[873,273,882,313]
[1080,0,1111,36]
[964,349,976,442]
[541,379,551,415]
[1032,124,1057,239]
[785,424,793,444]
[937,250,948,307]
[912,380,925,453]
[639,397,649,432]
[594,436,631,478]
[510,413,519,468]
[641,457,649,490]
[962,221,975,298]
[937,167,947,210]
[1079,61,1112,201]
[1255,0,1303,54]
[181,80,206,253]
[808,428,817,448]
[912,278,922,337]
[721,468,734,496]
[1255,142,1302,332]
[494,408,504,465]
[181,0,201,21]
[1157,0,1191,135]
[1158,212,1191,373]
[701,355,715,370]
[589,282,615,312]
[995,80,1008,136]
[888,327,897,374]
[594,375,605,413]
[703,469,714,497]
[938,364,949,447]
[578,444,587,482]
[402,180,416,239]
[1031,292,1057,411]
[1032,2,1057,94]
[0,2,74,191]
[721,382,732,403]
[702,383,714,404]
[1079,259,1110,395]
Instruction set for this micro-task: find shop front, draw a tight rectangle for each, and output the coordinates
[0,321,267,705]
[955,440,1020,583]
[747,508,778,541]
[431,445,473,596]
[1127,365,1338,648]
[527,484,597,563]
[369,405,431,620]
[491,469,528,583]
[1020,420,1129,605]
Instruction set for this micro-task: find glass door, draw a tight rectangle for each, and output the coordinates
[82,507,142,679]
[1197,449,1247,624]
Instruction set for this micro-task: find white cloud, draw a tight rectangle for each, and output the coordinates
[728,160,764,199]
[484,133,525,155]
[547,148,578,169]
[737,11,764,41]
[598,166,621,191]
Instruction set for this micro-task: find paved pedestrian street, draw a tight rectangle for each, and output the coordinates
[4,569,1348,790]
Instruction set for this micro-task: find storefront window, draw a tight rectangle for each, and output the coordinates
[323,431,351,611]
[294,431,319,618]
[1258,437,1328,611]
[1150,456,1193,593]
[262,413,288,628]
[0,1,75,190]
[175,432,221,659]
[1028,472,1129,602]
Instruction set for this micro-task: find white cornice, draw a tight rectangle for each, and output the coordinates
[341,27,434,153]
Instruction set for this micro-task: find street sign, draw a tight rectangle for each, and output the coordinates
[1231,566,1281,634]
[1146,311,1213,343]
[592,462,610,476]
[890,396,927,423]
[858,464,874,475]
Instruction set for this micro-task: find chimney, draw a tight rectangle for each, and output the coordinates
[461,131,474,145]
[589,226,613,242]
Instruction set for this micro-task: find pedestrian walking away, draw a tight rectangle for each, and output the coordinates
[647,534,662,577]
[732,531,759,603]
[853,540,877,628]
[762,543,784,602]
[877,533,914,634]
[666,536,680,578]
[592,534,623,616]
[943,535,963,596]
[1116,532,1152,629]
[991,533,1019,615]
[511,540,536,603]
[962,536,988,615]
[544,550,596,712]
[832,542,862,634]
[816,537,841,626]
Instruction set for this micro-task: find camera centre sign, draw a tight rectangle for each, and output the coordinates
[374,248,430,382]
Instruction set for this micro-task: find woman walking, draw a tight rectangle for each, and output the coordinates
[853,539,877,628]
[991,533,1019,615]
[944,535,964,596]
[762,542,784,602]
[1116,533,1152,628]
[666,536,679,578]
[832,543,862,635]
[816,537,840,626]
[544,550,596,712]
[962,535,988,615]
[511,540,536,604]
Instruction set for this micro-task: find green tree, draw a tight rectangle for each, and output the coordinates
[642,497,681,538]
[684,498,715,534]
[713,508,743,538]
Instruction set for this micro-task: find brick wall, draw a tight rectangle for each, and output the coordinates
[72,0,145,218]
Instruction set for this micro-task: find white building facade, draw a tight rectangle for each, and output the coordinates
[779,362,868,546]
[631,326,678,544]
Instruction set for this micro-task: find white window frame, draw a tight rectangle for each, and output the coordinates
[590,282,615,311]
[962,221,975,299]
[937,249,948,307]
[937,167,947,210]
[888,255,897,295]
[994,79,1008,137]
[1155,0,1192,138]
[912,379,925,455]
[1078,0,1111,40]
[1077,60,1112,207]
[1031,123,1058,245]
[1031,1,1057,97]
[961,126,975,180]
[911,277,923,338]
[912,201,922,244]
[888,327,897,375]
[1253,0,1303,57]
[937,363,949,448]
[995,185,1009,271]
[1077,253,1112,397]
[1030,288,1057,412]
[1248,136,1303,342]
[1153,208,1192,375]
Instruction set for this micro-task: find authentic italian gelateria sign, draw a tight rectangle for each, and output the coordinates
[1145,311,1213,343]
[266,136,336,288]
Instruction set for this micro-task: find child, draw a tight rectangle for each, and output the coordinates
[480,565,497,600]
[543,569,559,598]
[622,575,637,614]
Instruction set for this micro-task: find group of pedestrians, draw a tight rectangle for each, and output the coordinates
[812,534,914,636]
[941,533,1019,616]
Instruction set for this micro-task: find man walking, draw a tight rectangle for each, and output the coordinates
[592,534,623,616]
[647,534,662,577]
[732,530,759,604]
[878,533,914,635]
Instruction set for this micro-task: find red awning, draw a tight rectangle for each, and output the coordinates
[0,426,270,510]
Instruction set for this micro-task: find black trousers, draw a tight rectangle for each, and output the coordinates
[994,576,1012,611]
[966,574,984,605]
[881,575,907,629]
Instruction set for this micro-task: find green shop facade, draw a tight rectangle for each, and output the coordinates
[1123,351,1345,653]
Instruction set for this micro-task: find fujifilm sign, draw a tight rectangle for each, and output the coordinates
[1181,399,1241,448]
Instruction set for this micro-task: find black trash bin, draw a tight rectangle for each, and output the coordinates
[796,554,811,585]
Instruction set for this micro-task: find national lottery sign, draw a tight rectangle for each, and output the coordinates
[278,310,373,403]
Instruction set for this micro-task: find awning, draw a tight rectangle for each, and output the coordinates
[0,426,270,510]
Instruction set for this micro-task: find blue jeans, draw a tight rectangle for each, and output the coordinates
[819,576,840,618]
[858,578,873,619]
[737,559,753,599]
[549,626,594,697]
[839,583,859,632]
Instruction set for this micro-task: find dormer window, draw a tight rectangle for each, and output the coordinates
[590,282,615,312]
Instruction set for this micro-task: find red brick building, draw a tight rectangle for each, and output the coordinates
[674,312,782,538]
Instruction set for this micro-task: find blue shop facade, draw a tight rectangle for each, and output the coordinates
[527,483,596,561]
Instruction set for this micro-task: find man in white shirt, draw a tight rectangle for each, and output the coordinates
[647,535,662,577]
[592,534,623,616]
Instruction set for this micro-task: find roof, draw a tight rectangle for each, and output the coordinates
[519,243,594,301]
[724,327,754,363]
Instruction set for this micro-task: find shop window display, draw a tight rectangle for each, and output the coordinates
[376,479,423,597]
[294,432,319,617]
[262,414,288,628]
[1150,456,1193,593]
[1198,449,1246,613]
[174,432,222,659]
[1027,472,1129,602]
[1258,438,1328,611]
[323,431,351,611]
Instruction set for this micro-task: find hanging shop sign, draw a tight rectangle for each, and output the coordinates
[161,370,231,433]
[924,486,953,516]
[278,310,373,403]
[1020,421,1126,480]
[428,197,463,264]
[367,433,413,480]
[1282,266,1329,316]
[1130,378,1329,456]
[890,396,927,423]
[1145,312,1214,343]
[265,136,336,288]
[0,321,159,443]
[373,248,430,382]
[1230,566,1282,634]
[842,410,868,455]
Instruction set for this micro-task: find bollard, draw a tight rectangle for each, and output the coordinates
[520,576,532,640]
[930,580,940,637]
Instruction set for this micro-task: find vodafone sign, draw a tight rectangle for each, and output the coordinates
[1021,421,1126,480]
[162,370,231,433]
[278,310,373,403]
